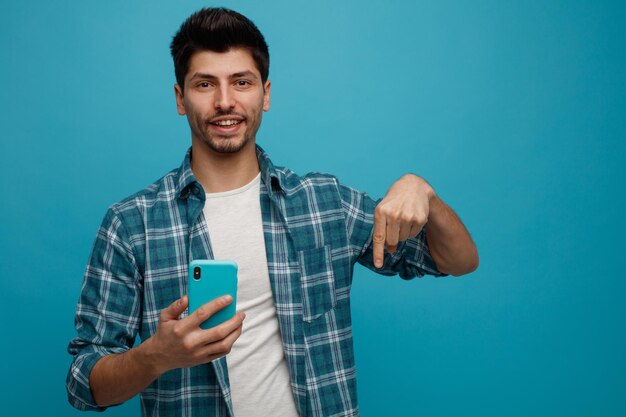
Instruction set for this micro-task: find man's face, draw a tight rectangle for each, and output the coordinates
[175,48,271,154]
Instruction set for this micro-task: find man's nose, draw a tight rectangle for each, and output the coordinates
[214,85,235,110]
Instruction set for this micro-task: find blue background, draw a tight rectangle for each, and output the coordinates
[1,0,625,416]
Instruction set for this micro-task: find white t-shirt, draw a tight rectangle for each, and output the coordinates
[202,173,299,417]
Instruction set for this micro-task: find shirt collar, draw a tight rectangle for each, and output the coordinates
[175,144,285,199]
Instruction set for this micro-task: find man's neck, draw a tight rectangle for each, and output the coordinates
[190,139,260,194]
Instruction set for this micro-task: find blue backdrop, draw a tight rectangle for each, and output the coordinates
[1,1,625,416]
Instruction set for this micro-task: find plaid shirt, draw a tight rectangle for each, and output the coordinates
[67,145,443,417]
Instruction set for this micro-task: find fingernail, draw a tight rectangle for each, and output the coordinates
[375,259,382,268]
[240,312,246,320]
[222,295,232,303]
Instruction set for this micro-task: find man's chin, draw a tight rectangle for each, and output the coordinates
[202,136,249,154]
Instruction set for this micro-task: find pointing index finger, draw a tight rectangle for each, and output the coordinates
[373,207,386,269]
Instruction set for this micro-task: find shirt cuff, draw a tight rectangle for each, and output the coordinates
[66,351,108,412]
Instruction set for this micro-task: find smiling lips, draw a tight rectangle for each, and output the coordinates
[207,116,245,132]
[211,119,242,126]
[209,114,244,125]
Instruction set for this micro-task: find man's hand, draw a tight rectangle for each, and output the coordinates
[90,295,245,407]
[373,174,434,268]
[145,295,245,374]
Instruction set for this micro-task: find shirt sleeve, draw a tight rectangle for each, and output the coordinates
[338,183,446,279]
[66,206,142,411]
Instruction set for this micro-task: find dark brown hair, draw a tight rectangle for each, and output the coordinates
[170,8,270,90]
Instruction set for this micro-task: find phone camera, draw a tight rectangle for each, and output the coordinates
[193,266,201,280]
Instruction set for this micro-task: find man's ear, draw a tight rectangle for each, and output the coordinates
[263,80,271,112]
[174,84,186,115]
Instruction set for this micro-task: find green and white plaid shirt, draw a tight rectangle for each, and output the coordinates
[67,145,443,417]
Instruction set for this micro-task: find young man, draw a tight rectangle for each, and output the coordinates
[67,7,478,417]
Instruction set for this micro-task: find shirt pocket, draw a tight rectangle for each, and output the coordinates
[298,245,337,322]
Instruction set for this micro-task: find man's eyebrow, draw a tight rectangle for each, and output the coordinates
[189,71,259,81]
[231,70,258,79]
[189,72,217,81]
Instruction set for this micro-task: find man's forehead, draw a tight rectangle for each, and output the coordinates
[186,48,260,79]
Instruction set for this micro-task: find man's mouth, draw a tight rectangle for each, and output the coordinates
[210,119,243,127]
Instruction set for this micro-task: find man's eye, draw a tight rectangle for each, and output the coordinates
[236,80,250,86]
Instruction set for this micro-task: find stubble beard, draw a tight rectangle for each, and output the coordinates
[200,131,251,154]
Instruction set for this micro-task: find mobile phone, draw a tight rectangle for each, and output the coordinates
[188,260,238,329]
